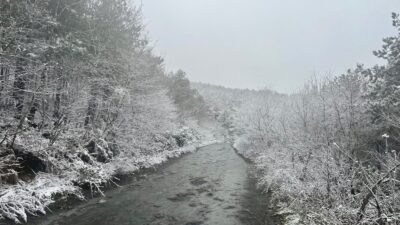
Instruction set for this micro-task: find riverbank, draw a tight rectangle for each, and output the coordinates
[25,139,221,225]
[232,137,299,225]
[0,122,219,224]
[29,143,280,225]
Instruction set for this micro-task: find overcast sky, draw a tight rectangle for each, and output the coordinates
[141,0,400,93]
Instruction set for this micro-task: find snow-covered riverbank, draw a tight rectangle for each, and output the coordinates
[232,137,300,225]
[0,124,220,224]
[30,143,279,225]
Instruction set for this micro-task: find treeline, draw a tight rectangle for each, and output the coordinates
[192,82,281,138]
[0,0,209,223]
[196,13,400,225]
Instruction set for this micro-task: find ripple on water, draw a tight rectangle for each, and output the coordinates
[30,144,280,225]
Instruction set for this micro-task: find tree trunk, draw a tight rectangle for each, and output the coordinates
[85,84,98,127]
[53,92,61,119]
[13,57,27,119]
[0,66,5,109]
[38,68,48,130]
[53,67,64,120]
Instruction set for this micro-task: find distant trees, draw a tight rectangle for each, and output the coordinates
[167,70,208,119]
[196,12,400,224]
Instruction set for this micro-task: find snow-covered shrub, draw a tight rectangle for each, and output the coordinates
[197,70,400,224]
[0,173,82,224]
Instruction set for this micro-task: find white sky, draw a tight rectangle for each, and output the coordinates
[141,0,400,93]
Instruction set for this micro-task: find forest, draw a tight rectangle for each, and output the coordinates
[1,0,400,225]
[0,1,215,223]
[195,13,400,225]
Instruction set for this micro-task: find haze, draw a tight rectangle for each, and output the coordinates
[142,0,400,93]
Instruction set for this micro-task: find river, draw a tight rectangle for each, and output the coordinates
[31,143,279,225]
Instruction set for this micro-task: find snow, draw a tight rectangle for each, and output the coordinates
[0,173,82,224]
[0,122,220,224]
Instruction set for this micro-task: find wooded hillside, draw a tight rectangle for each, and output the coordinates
[0,1,213,223]
[195,13,400,224]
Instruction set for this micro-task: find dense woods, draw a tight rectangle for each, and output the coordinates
[0,0,213,223]
[196,13,400,225]
[2,1,400,224]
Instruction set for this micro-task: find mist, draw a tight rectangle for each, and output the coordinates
[142,0,400,93]
[2,1,400,224]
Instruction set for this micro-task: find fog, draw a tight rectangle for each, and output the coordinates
[142,0,400,93]
[3,1,400,224]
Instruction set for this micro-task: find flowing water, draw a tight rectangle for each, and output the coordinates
[31,143,279,225]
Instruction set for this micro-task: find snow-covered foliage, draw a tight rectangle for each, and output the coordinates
[0,0,219,223]
[0,119,216,223]
[197,65,400,224]
[193,83,284,139]
[0,173,82,224]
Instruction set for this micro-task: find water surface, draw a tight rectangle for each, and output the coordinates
[32,143,278,225]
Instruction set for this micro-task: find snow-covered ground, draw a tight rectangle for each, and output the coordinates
[0,123,221,224]
[233,137,301,225]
